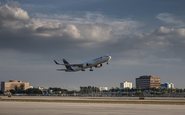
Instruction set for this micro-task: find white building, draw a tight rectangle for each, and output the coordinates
[38,87,45,91]
[99,87,108,91]
[120,81,133,89]
[161,82,175,89]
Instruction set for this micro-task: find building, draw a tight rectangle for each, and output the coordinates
[99,87,108,91]
[120,81,133,89]
[136,75,160,89]
[1,80,31,92]
[161,82,175,89]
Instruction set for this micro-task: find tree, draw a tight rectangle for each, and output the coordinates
[9,89,16,94]
[49,87,68,94]
[25,88,42,95]
[20,84,25,90]
[80,86,100,95]
[0,90,3,94]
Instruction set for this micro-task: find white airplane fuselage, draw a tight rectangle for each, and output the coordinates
[54,55,111,72]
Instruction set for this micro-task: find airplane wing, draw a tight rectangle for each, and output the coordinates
[62,63,83,67]
[54,60,83,67]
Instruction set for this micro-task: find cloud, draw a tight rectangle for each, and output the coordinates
[107,24,185,65]
[176,28,185,37]
[0,4,29,30]
[157,26,185,37]
[0,4,29,20]
[0,4,141,51]
[1,4,185,67]
[156,13,184,26]
[63,24,81,39]
[142,26,185,63]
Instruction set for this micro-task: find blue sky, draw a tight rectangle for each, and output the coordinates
[0,0,185,89]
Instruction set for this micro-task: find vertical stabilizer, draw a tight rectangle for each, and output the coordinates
[63,59,73,71]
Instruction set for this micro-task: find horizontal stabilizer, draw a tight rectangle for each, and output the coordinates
[56,69,66,71]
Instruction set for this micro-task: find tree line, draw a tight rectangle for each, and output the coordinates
[1,86,185,97]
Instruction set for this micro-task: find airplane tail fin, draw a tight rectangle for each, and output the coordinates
[54,60,61,65]
[63,59,73,71]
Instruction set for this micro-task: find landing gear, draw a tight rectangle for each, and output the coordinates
[90,67,93,71]
[81,69,85,71]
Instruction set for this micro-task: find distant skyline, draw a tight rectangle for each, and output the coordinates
[0,0,185,89]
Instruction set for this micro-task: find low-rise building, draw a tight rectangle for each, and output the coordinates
[1,80,31,92]
[99,87,108,91]
[136,75,161,89]
[120,81,133,89]
[161,82,175,89]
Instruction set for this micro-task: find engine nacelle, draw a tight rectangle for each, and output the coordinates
[85,63,92,67]
[82,63,90,68]
[95,64,102,68]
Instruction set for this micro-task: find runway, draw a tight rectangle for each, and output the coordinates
[0,101,185,115]
[1,96,185,104]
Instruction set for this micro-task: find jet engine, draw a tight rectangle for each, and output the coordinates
[86,63,92,67]
[82,63,90,68]
[95,64,102,68]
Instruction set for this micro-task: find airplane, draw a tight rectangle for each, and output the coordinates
[54,55,111,72]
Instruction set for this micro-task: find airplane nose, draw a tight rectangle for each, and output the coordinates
[108,56,111,60]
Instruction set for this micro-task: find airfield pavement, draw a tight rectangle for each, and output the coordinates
[1,96,185,104]
[0,96,185,115]
[0,101,185,115]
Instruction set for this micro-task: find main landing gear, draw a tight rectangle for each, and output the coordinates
[81,69,85,71]
[90,67,93,71]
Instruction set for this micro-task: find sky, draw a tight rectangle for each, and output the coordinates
[0,0,185,89]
